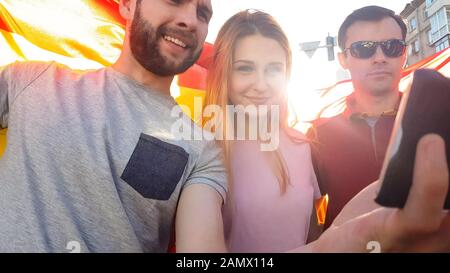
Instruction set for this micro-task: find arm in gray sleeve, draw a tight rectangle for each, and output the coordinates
[184,139,228,203]
[0,61,52,129]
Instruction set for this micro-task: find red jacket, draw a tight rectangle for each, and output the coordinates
[308,93,401,229]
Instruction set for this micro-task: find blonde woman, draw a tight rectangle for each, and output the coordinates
[204,10,322,252]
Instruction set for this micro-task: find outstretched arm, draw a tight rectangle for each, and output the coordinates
[175,184,227,253]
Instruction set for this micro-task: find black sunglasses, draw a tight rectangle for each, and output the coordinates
[344,39,407,59]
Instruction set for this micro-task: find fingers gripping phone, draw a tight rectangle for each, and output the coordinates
[376,69,450,209]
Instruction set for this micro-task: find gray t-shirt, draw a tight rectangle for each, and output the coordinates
[0,61,227,253]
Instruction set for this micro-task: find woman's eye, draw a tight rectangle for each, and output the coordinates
[266,65,284,75]
[235,66,254,73]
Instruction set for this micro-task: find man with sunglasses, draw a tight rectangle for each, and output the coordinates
[308,6,408,229]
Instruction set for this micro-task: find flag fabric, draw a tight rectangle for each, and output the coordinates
[0,0,125,69]
[315,194,329,226]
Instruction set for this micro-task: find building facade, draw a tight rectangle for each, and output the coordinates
[401,0,450,66]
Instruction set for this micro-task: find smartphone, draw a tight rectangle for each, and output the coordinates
[375,69,450,209]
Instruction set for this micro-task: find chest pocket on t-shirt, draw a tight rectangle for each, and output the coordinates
[121,133,189,200]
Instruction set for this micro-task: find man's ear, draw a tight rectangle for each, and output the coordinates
[119,0,134,21]
[338,52,348,70]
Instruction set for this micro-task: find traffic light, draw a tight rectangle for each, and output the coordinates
[326,36,335,61]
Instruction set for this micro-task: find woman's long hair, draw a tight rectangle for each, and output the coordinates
[204,10,305,196]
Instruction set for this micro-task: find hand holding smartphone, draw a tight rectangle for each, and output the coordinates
[376,69,450,209]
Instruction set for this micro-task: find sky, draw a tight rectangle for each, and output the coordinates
[205,0,411,124]
[207,0,410,45]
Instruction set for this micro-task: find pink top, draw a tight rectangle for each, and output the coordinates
[223,129,321,253]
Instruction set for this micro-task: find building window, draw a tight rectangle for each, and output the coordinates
[409,17,417,32]
[409,39,421,55]
[408,44,413,56]
[427,29,433,44]
[448,9,450,24]
[436,38,450,52]
[426,0,436,8]
[430,7,450,44]
[414,39,420,54]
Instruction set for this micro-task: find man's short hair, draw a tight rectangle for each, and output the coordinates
[338,5,407,51]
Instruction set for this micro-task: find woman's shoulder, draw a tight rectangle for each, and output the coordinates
[278,128,313,161]
[282,127,310,146]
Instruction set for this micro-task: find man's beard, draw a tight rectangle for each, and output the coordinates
[129,4,203,76]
